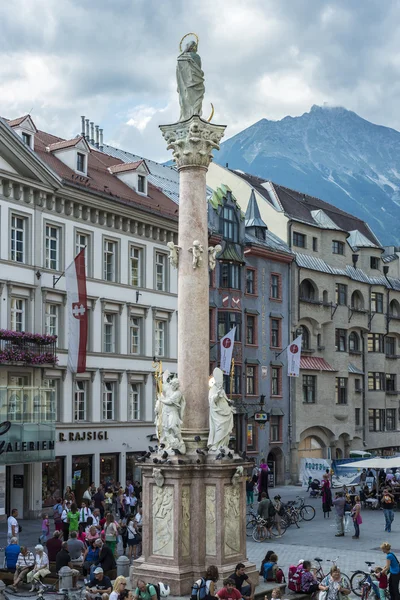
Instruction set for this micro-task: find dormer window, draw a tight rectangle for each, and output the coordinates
[108,160,150,196]
[22,132,31,147]
[77,152,85,173]
[138,175,146,194]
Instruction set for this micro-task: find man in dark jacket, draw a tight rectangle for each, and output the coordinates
[96,541,116,574]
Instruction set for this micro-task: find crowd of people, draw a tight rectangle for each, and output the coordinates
[4,479,143,594]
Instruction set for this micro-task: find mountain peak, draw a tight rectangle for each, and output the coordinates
[216,106,400,244]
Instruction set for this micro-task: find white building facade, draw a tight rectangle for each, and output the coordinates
[0,116,178,517]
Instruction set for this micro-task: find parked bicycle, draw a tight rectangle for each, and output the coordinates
[350,561,390,599]
[313,557,351,590]
[251,515,288,542]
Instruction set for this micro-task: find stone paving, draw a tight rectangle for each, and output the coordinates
[0,485,399,597]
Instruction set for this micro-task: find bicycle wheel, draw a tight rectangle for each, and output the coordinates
[246,518,257,536]
[270,519,288,537]
[341,572,351,592]
[300,505,316,521]
[252,524,268,542]
[351,571,367,597]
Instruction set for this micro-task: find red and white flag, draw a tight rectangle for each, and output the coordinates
[220,327,236,375]
[287,334,302,377]
[66,249,87,373]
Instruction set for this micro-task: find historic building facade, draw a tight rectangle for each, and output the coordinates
[0,115,178,516]
[207,163,400,480]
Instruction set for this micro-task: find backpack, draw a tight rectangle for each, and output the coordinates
[147,584,161,600]
[288,565,303,593]
[275,568,285,584]
[190,577,207,600]
[53,503,62,523]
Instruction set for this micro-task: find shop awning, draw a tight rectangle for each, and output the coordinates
[300,357,337,371]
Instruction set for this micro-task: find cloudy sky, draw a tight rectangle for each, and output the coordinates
[1,0,400,161]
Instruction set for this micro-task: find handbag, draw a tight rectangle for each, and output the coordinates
[319,592,327,600]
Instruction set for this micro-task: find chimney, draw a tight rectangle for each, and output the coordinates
[81,116,86,137]
[85,119,90,140]
[95,125,99,149]
[90,122,94,145]
[99,128,104,151]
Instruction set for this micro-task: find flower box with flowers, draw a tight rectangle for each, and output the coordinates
[0,329,57,365]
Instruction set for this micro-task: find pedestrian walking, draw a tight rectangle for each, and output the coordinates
[381,488,395,533]
[61,501,71,540]
[351,495,362,539]
[39,513,50,544]
[333,491,346,536]
[7,508,19,544]
[322,474,332,518]
[381,542,400,600]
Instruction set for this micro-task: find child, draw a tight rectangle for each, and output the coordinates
[270,588,281,600]
[39,513,49,544]
[374,567,388,600]
[216,578,241,600]
[263,553,278,581]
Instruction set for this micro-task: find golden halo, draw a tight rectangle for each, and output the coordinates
[179,32,199,52]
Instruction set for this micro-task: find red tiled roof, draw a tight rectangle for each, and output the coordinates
[29,128,178,220]
[300,357,337,371]
[108,160,144,174]
[47,136,87,152]
[7,115,29,127]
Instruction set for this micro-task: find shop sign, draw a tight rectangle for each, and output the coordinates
[0,421,56,465]
[58,430,109,442]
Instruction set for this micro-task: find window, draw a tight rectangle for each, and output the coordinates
[335,329,347,352]
[103,313,115,353]
[368,372,385,391]
[303,375,316,403]
[129,317,142,354]
[386,409,396,431]
[21,132,31,146]
[223,365,241,395]
[138,175,146,194]
[130,246,143,287]
[246,269,255,294]
[102,382,115,420]
[371,292,384,313]
[246,315,255,345]
[11,214,26,263]
[42,378,57,421]
[74,381,87,421]
[351,291,364,310]
[271,367,282,396]
[270,416,282,442]
[389,299,400,317]
[221,206,238,242]
[246,366,256,395]
[218,312,241,341]
[270,319,281,348]
[220,263,241,289]
[75,232,89,272]
[76,152,85,173]
[368,333,384,353]
[155,320,166,357]
[332,240,345,255]
[300,279,317,301]
[45,303,58,337]
[45,224,60,270]
[386,336,396,357]
[335,283,348,306]
[293,231,306,248]
[355,378,362,392]
[312,237,318,251]
[103,240,116,282]
[270,274,281,300]
[355,408,361,426]
[128,383,141,420]
[369,408,385,432]
[370,256,380,270]
[336,377,348,404]
[10,298,26,332]
[155,252,167,291]
[386,374,397,392]
[300,325,310,350]
[348,332,359,352]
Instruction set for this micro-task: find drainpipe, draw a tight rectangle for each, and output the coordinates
[383,265,391,334]
[361,331,366,447]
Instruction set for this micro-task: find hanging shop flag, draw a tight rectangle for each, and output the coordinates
[220,327,236,375]
[66,249,87,373]
[287,334,302,377]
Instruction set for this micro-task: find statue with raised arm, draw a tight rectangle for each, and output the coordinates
[177,34,205,122]
[155,370,186,454]
[208,367,234,451]
[208,244,222,271]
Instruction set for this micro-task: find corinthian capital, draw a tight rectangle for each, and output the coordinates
[160,116,226,170]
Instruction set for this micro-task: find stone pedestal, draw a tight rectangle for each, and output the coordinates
[133,116,257,594]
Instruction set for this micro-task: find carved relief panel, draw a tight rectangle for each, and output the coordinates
[224,485,240,556]
[205,485,216,556]
[152,485,174,557]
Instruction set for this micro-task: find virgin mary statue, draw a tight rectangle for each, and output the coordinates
[176,40,205,121]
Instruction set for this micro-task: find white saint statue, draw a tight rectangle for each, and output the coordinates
[155,370,186,454]
[208,367,234,451]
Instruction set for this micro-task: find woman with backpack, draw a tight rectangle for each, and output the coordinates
[205,565,219,598]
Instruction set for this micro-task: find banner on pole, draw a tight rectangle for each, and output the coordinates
[287,334,302,377]
[220,327,236,375]
[66,249,87,373]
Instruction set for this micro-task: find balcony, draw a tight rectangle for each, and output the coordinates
[0,330,57,366]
